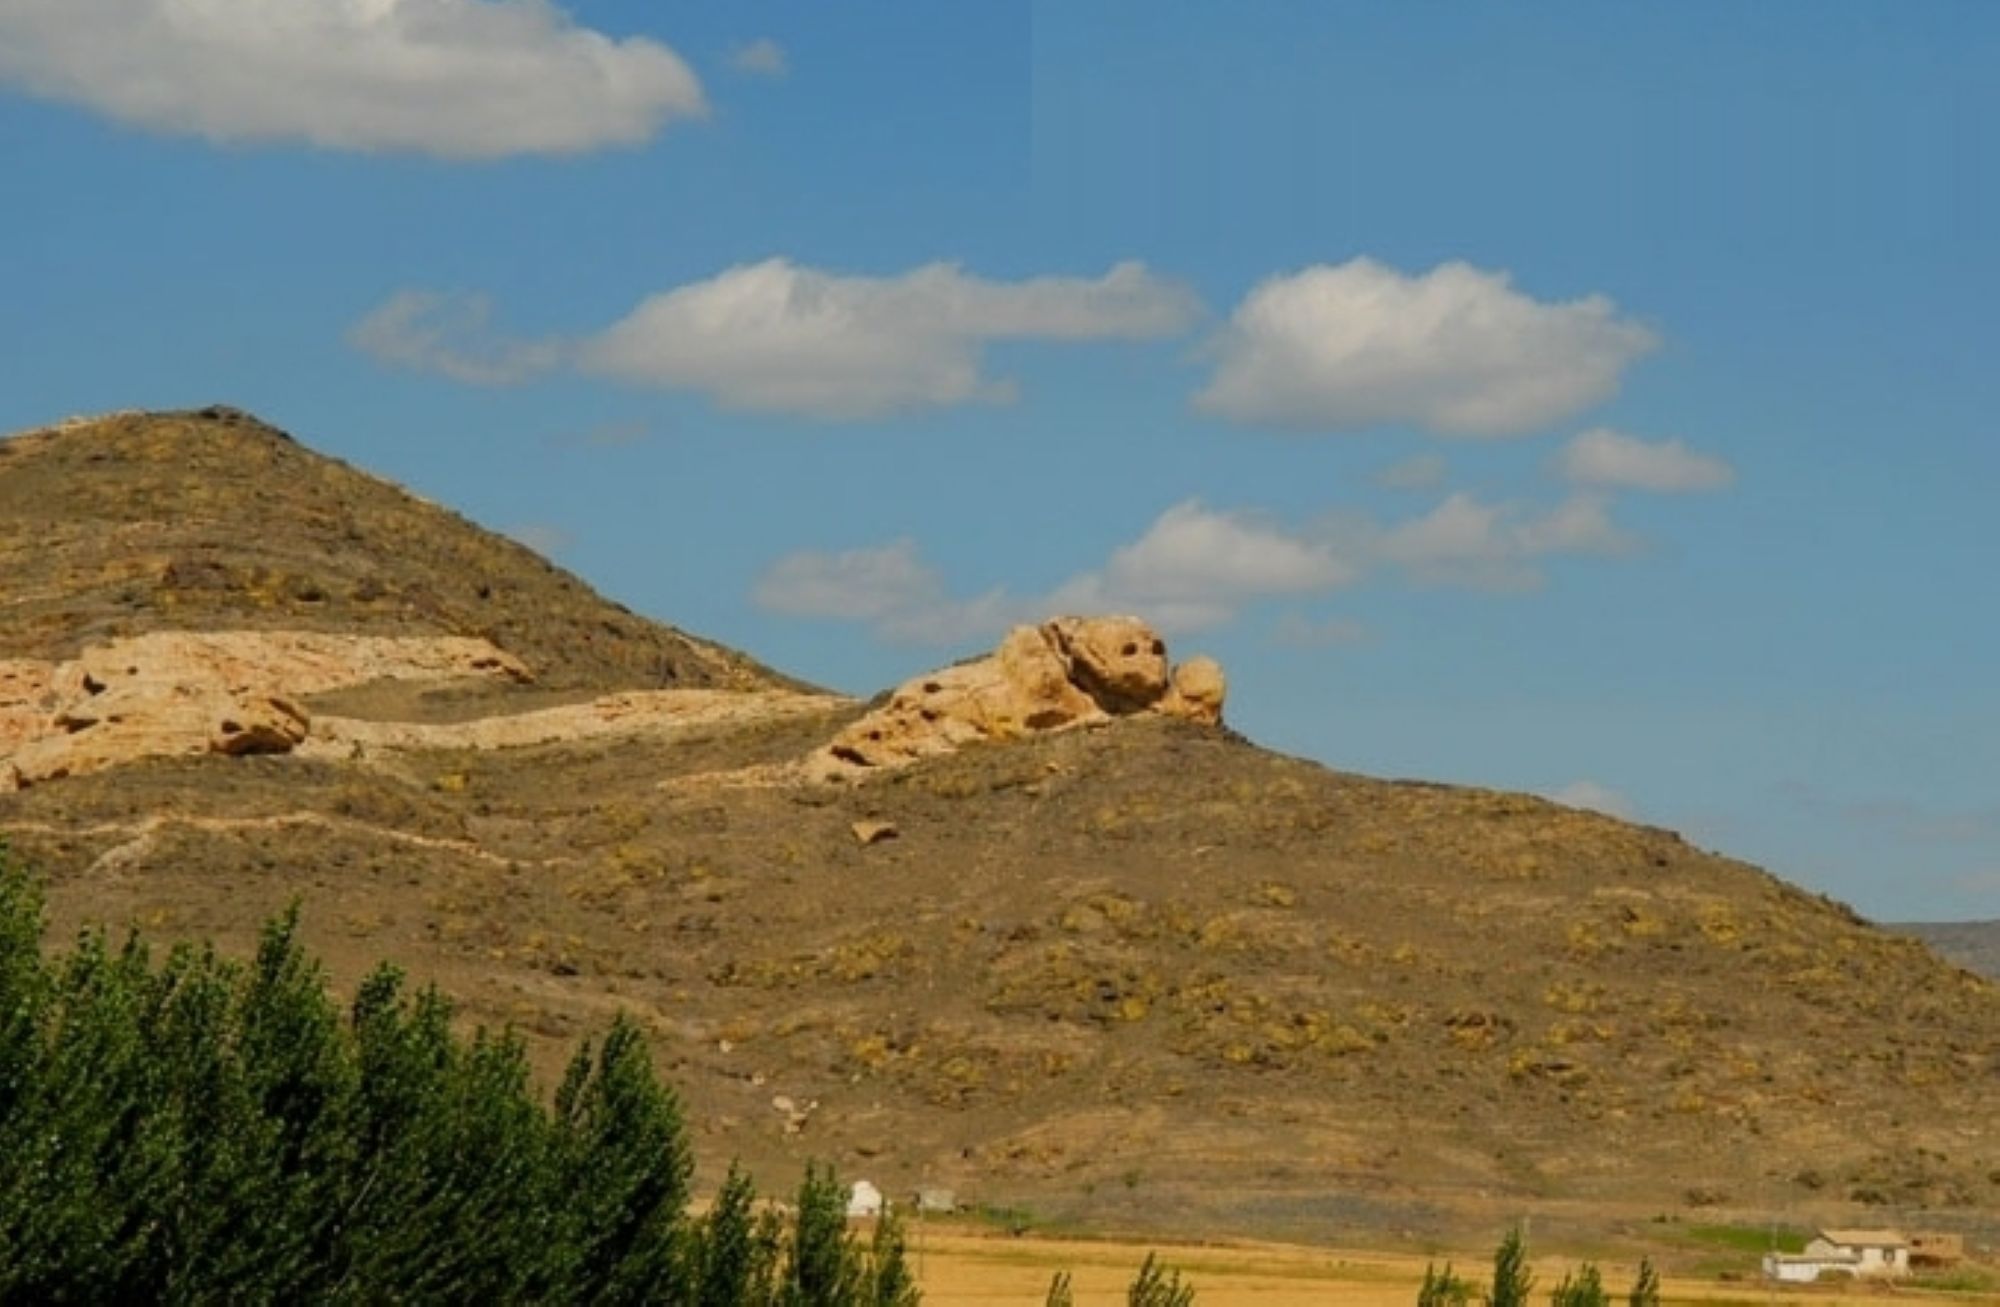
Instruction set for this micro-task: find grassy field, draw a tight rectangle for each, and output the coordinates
[899,1228,2000,1306]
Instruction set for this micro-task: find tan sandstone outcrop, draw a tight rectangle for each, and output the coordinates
[806,616,1224,782]
[299,688,841,757]
[1,631,531,789]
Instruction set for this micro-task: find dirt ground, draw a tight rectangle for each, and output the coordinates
[900,1229,1998,1306]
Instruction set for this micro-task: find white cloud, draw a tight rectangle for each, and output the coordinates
[729,37,787,77]
[753,540,945,622]
[1560,428,1735,493]
[1195,258,1658,436]
[1516,493,1640,558]
[1377,491,1636,591]
[346,291,563,385]
[757,488,1646,645]
[754,502,1359,646]
[354,260,1200,417]
[0,0,706,158]
[575,259,1201,418]
[1075,501,1359,617]
[1375,452,1449,491]
[1549,781,1637,820]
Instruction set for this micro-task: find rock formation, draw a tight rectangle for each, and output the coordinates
[0,631,531,789]
[1,618,1219,792]
[807,616,1224,782]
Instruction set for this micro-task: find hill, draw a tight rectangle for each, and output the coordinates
[0,406,790,694]
[3,408,1998,1249]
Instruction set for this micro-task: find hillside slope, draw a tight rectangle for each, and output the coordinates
[0,407,791,693]
[3,408,1997,1246]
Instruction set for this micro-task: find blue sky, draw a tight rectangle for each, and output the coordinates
[2,2,1996,919]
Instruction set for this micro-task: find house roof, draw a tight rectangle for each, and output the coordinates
[1821,1229,1909,1248]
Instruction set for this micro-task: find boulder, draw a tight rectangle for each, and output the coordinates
[1161,656,1227,725]
[1044,615,1169,712]
[808,616,1223,782]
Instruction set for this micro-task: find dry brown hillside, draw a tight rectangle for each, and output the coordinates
[4,408,1998,1252]
[0,406,792,693]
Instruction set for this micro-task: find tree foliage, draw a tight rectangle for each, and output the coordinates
[1549,1263,1607,1307]
[1128,1251,1197,1306]
[1486,1227,1534,1307]
[1420,1261,1476,1307]
[0,849,914,1304]
[1626,1258,1660,1307]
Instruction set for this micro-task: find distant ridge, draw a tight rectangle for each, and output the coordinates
[1893,920,2000,980]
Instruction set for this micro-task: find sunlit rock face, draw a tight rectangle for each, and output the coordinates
[807,616,1225,781]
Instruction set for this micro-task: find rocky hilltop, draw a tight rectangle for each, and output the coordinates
[4,408,1998,1247]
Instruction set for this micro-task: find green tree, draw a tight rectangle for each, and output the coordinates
[1627,1258,1661,1307]
[694,1162,779,1306]
[1129,1251,1197,1306]
[861,1205,920,1307]
[550,1015,695,1303]
[0,850,930,1306]
[784,1161,860,1306]
[1550,1264,1607,1307]
[1488,1227,1534,1307]
[1421,1261,1476,1307]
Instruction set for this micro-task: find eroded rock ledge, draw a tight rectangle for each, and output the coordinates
[0,631,531,790]
[805,616,1224,783]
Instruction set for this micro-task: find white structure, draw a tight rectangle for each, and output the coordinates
[1763,1229,1910,1283]
[846,1179,884,1219]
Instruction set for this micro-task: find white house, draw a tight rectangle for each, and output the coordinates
[1762,1229,1910,1283]
[846,1179,884,1219]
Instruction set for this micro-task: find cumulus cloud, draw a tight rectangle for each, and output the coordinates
[729,37,787,77]
[754,502,1360,645]
[1375,452,1449,491]
[346,290,563,385]
[1050,502,1359,631]
[1549,781,1637,820]
[753,540,946,622]
[0,0,706,158]
[575,259,1200,418]
[754,487,1640,646]
[1377,491,1636,591]
[1195,258,1658,436]
[354,259,1199,417]
[1560,428,1734,493]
